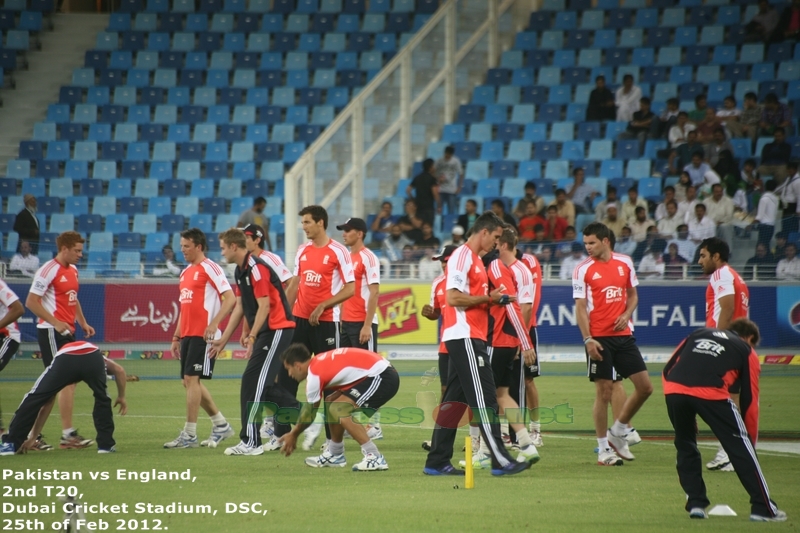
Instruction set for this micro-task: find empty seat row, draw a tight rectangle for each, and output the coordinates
[32,122,323,144]
[94,30,411,53]
[0,0,55,12]
[107,11,431,34]
[527,6,750,32]
[116,0,438,15]
[84,49,394,71]
[0,10,45,32]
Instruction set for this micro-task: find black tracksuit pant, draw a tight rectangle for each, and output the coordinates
[2,350,115,450]
[426,338,516,470]
[240,328,298,447]
[666,394,780,517]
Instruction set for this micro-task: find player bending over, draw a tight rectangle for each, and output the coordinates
[279,344,399,471]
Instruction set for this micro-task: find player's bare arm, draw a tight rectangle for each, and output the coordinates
[105,358,128,415]
[0,300,24,331]
[576,298,603,361]
[171,314,182,359]
[613,286,638,332]
[284,275,299,307]
[279,399,321,456]
[25,293,71,335]
[309,281,355,326]
[360,283,380,345]
[211,297,244,356]
[204,289,236,344]
[75,300,95,338]
[244,295,270,358]
[716,294,735,330]
[446,287,512,308]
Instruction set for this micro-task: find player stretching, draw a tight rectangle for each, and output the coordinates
[0,280,24,435]
[165,229,235,449]
[26,231,95,450]
[279,206,355,452]
[213,229,297,456]
[279,344,399,471]
[663,319,786,522]
[465,226,538,468]
[513,248,544,447]
[424,212,530,477]
[697,237,750,473]
[574,223,653,466]
[338,218,382,438]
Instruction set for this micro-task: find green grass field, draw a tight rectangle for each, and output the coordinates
[2,361,799,532]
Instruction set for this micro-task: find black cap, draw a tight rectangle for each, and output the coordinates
[433,244,459,262]
[336,217,367,233]
[240,224,265,240]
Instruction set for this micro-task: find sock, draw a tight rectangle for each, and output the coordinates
[210,412,226,426]
[611,420,627,437]
[184,422,197,437]
[479,436,491,455]
[598,437,609,451]
[328,440,345,456]
[62,427,75,438]
[361,439,379,456]
[469,426,480,438]
[500,422,509,435]
[516,428,533,447]
[530,421,541,432]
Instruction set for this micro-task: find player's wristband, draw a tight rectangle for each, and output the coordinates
[498,294,511,306]
[248,334,256,340]
[583,336,594,345]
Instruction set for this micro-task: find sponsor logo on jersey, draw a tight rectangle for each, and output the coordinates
[180,288,194,302]
[693,339,725,356]
[193,272,199,281]
[474,266,481,274]
[34,281,46,291]
[617,266,625,276]
[304,270,323,286]
[353,261,359,269]
[193,364,203,371]
[453,274,464,285]
[326,337,335,345]
[592,272,602,280]
[65,290,78,304]
[712,331,729,339]
[59,275,68,283]
[323,255,330,265]
[601,286,624,302]
[300,254,307,262]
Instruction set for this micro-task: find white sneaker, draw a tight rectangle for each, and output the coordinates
[352,452,388,471]
[706,448,730,470]
[458,452,491,469]
[750,510,787,522]
[517,443,540,464]
[366,425,383,440]
[598,447,624,466]
[200,423,235,448]
[531,430,544,447]
[607,429,635,461]
[262,436,282,451]
[163,431,198,449]
[302,422,322,451]
[625,428,642,446]
[720,462,735,472]
[305,450,346,468]
[259,419,274,440]
[224,441,264,456]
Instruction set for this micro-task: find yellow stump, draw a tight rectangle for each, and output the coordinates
[464,436,474,489]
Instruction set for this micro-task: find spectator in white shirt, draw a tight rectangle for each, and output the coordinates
[669,224,698,262]
[621,186,649,224]
[566,167,598,213]
[668,112,696,149]
[615,74,641,123]
[716,96,742,137]
[753,179,779,248]
[704,184,736,246]
[594,186,619,221]
[684,152,711,187]
[417,248,443,281]
[614,226,638,257]
[657,200,683,240]
[637,239,667,279]
[8,240,39,277]
[655,186,684,221]
[680,185,699,224]
[559,242,588,280]
[775,161,800,235]
[688,203,717,243]
[629,206,656,243]
[152,245,182,277]
[776,243,800,281]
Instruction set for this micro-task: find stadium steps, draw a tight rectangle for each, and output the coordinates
[0,13,107,172]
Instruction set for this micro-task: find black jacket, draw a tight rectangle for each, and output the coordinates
[13,208,39,242]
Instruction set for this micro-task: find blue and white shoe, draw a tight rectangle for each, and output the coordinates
[423,464,465,476]
[352,452,388,471]
[750,510,787,522]
[305,450,346,468]
[491,460,531,476]
[201,423,235,448]
[260,418,274,440]
[0,441,16,456]
[224,441,264,456]
[163,431,198,449]
[262,436,282,451]
[98,446,116,454]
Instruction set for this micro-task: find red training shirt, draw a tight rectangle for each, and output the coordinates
[305,347,390,403]
[572,252,638,337]
[442,245,490,342]
[30,259,80,332]
[342,248,380,324]
[179,258,232,338]
[705,265,749,328]
[292,239,355,322]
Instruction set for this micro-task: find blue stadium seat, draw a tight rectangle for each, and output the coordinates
[119,196,144,215]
